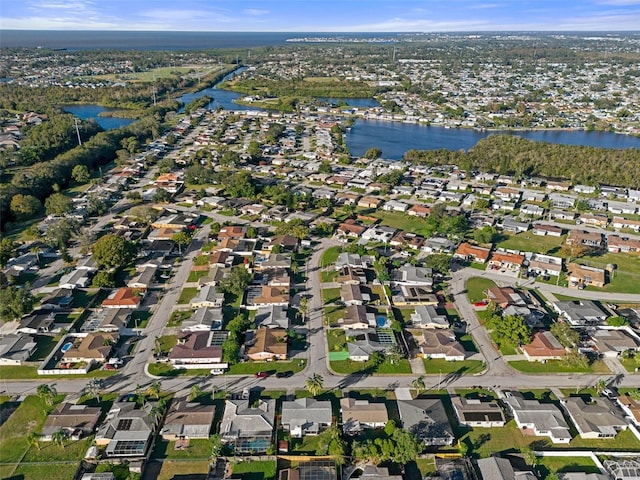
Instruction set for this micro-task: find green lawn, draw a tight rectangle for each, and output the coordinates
[509,359,610,374]
[327,329,347,352]
[177,287,199,304]
[9,463,81,480]
[30,335,58,361]
[324,306,346,326]
[577,252,640,294]
[322,287,342,304]
[321,270,339,283]
[187,269,210,282]
[129,310,152,329]
[167,309,192,327]
[372,211,433,236]
[621,356,640,373]
[321,246,342,267]
[465,278,496,304]
[156,335,178,354]
[231,460,277,480]
[330,358,411,375]
[158,460,211,480]
[227,360,306,375]
[537,456,600,478]
[422,358,485,375]
[23,436,94,462]
[497,232,565,254]
[152,438,212,459]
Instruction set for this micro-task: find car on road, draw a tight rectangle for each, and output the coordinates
[473,301,488,307]
[275,371,293,378]
[255,371,268,379]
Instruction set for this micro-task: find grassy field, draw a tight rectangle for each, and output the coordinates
[330,358,411,375]
[465,277,497,303]
[422,358,485,375]
[321,246,342,267]
[152,438,211,460]
[228,360,306,375]
[509,359,610,374]
[537,456,600,477]
[9,463,81,480]
[324,306,346,326]
[231,460,277,480]
[157,460,211,480]
[321,270,339,283]
[576,252,640,294]
[372,211,433,236]
[177,287,199,304]
[187,269,210,282]
[322,287,342,304]
[496,232,565,254]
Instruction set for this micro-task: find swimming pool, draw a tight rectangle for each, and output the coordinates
[61,342,73,353]
[376,316,387,328]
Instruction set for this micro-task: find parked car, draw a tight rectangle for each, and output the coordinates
[275,371,293,378]
[255,371,268,379]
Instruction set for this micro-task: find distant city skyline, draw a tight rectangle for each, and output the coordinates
[2,0,640,32]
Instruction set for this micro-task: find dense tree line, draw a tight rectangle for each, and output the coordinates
[220,77,382,99]
[404,134,640,188]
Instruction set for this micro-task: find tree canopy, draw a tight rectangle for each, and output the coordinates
[92,234,137,270]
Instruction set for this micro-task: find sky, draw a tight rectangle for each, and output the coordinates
[1,0,640,32]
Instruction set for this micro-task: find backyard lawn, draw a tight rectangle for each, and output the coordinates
[321,246,342,267]
[496,232,565,255]
[231,460,277,480]
[465,277,496,304]
[158,461,210,480]
[372,211,433,236]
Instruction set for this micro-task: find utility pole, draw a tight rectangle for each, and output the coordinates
[74,117,82,146]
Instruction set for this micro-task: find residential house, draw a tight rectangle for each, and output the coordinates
[281,398,332,438]
[590,329,640,358]
[391,264,433,288]
[250,286,290,309]
[454,243,491,263]
[391,285,438,307]
[410,306,448,329]
[168,331,224,368]
[181,307,223,332]
[59,270,91,289]
[62,332,118,365]
[208,251,233,268]
[219,399,275,453]
[41,403,101,441]
[532,224,563,237]
[451,396,506,428]
[339,398,389,434]
[419,330,466,361]
[486,286,530,309]
[336,266,367,285]
[102,288,143,309]
[95,398,159,458]
[501,219,530,233]
[255,253,292,272]
[80,308,131,333]
[549,193,576,208]
[612,217,640,232]
[346,329,396,362]
[617,394,640,426]
[361,226,397,243]
[502,391,571,443]
[17,310,55,334]
[527,254,563,277]
[190,285,225,308]
[358,196,383,209]
[607,235,640,254]
[245,328,288,361]
[522,332,567,362]
[487,251,524,273]
[335,253,373,270]
[422,237,456,254]
[40,288,74,310]
[127,266,156,290]
[553,300,608,326]
[254,305,290,330]
[396,399,455,446]
[567,263,606,289]
[339,305,376,330]
[383,200,409,212]
[578,214,609,228]
[476,457,537,480]
[264,235,299,253]
[563,396,629,439]
[566,230,603,249]
[340,284,369,306]
[161,399,215,440]
[0,334,37,365]
[218,225,248,239]
[336,219,367,239]
[389,231,424,250]
[408,204,431,218]
[358,466,403,480]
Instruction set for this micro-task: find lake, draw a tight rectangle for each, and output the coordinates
[62,105,135,130]
[345,119,640,160]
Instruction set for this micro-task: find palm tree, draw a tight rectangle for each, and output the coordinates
[27,431,41,450]
[146,381,161,400]
[37,384,57,407]
[190,384,203,402]
[84,378,104,404]
[305,373,324,397]
[412,376,426,396]
[51,428,69,448]
[299,296,308,323]
[595,379,607,395]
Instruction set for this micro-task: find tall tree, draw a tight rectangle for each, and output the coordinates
[92,234,137,270]
[0,285,35,322]
[305,373,324,397]
[44,193,73,216]
[37,383,57,407]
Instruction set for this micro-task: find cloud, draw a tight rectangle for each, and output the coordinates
[243,8,270,16]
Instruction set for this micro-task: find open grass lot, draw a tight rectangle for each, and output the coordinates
[326,328,347,352]
[537,456,600,477]
[330,358,411,375]
[187,269,210,282]
[372,211,433,236]
[572,251,640,294]
[569,428,640,450]
[322,287,341,304]
[228,359,306,375]
[152,438,211,459]
[157,460,211,480]
[496,232,565,254]
[231,460,277,480]
[177,286,199,304]
[10,463,81,480]
[509,359,610,374]
[321,270,338,283]
[23,436,94,462]
[422,358,485,375]
[465,277,496,304]
[321,246,342,267]
[84,64,229,83]
[0,395,61,464]
[324,306,346,326]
